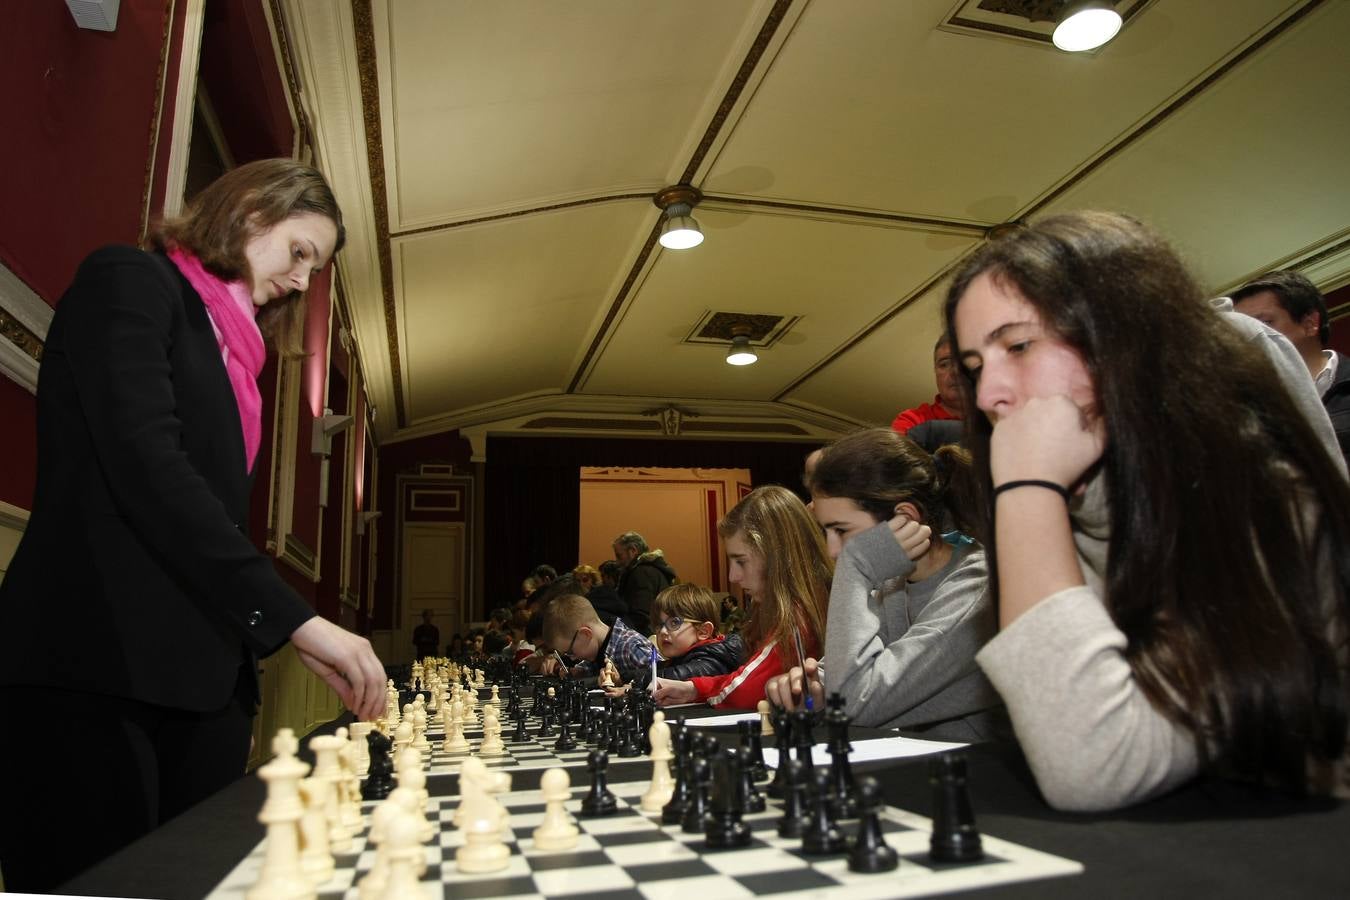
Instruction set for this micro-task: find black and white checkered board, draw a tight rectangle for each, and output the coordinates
[208,775,1081,899]
[421,724,597,774]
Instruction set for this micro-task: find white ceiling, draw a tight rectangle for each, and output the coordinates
[280,0,1350,448]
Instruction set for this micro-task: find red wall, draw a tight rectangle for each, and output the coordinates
[0,1,174,303]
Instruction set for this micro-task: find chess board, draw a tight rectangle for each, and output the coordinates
[421,723,599,775]
[207,773,1082,899]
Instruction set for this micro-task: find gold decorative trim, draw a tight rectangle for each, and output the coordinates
[390,193,653,239]
[139,0,179,245]
[705,195,991,236]
[0,308,43,363]
[351,0,407,428]
[678,0,794,185]
[281,532,318,578]
[267,0,312,157]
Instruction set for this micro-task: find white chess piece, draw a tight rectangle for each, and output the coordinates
[373,810,428,900]
[456,806,510,873]
[246,729,315,900]
[385,681,400,725]
[478,707,505,756]
[445,700,471,752]
[640,710,675,813]
[532,767,579,851]
[758,699,774,735]
[296,778,335,885]
[412,705,430,753]
[348,721,373,777]
[334,728,364,830]
[307,735,353,853]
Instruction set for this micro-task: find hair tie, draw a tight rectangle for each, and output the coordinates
[993,479,1071,503]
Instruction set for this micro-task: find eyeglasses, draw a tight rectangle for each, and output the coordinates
[657,617,693,634]
[566,628,581,657]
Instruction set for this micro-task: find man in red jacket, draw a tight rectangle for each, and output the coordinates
[891,336,965,434]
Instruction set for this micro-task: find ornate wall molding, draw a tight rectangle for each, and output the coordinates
[0,261,52,393]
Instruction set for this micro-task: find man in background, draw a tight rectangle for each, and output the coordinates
[412,609,440,661]
[1233,271,1349,463]
[612,531,676,636]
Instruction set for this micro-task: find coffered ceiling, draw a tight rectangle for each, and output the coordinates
[278,0,1350,448]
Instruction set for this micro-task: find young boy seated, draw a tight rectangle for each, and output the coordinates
[541,593,654,682]
[627,583,745,691]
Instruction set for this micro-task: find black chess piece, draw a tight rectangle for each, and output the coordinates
[766,706,793,799]
[661,723,692,825]
[776,758,809,838]
[537,694,556,738]
[580,749,618,817]
[681,755,713,833]
[705,747,752,849]
[929,752,983,863]
[791,709,817,782]
[575,698,594,743]
[553,711,578,752]
[848,777,898,873]
[801,770,845,855]
[591,704,609,748]
[825,693,858,819]
[360,730,395,800]
[510,706,530,743]
[735,747,767,813]
[738,719,769,782]
[607,708,624,755]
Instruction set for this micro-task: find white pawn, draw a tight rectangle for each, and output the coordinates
[334,728,364,830]
[445,700,471,752]
[393,718,414,759]
[532,768,579,851]
[247,730,314,900]
[488,684,501,707]
[307,735,353,854]
[456,806,510,873]
[384,681,400,725]
[412,705,430,753]
[374,812,429,900]
[640,710,675,813]
[348,721,373,777]
[478,707,506,757]
[399,764,436,843]
[758,699,774,735]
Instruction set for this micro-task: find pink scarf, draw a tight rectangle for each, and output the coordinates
[167,248,264,472]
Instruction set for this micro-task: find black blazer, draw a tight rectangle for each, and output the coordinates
[0,246,314,711]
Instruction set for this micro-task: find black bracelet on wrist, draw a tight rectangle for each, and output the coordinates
[992,479,1071,502]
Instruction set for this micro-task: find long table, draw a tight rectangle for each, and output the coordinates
[57,712,1350,899]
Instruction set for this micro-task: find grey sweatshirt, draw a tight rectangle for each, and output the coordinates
[977,303,1346,813]
[824,523,1002,741]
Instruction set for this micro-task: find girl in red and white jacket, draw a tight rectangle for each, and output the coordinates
[653,485,831,709]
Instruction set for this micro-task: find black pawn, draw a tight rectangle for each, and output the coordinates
[575,700,594,743]
[825,694,857,819]
[360,730,395,800]
[801,770,845,855]
[736,747,767,813]
[766,707,793,799]
[791,709,817,782]
[661,724,692,825]
[537,696,556,738]
[848,777,898,873]
[553,712,577,752]
[616,713,641,758]
[511,707,530,743]
[739,719,769,782]
[776,759,809,838]
[681,756,713,833]
[929,753,983,863]
[705,748,751,849]
[580,749,618,817]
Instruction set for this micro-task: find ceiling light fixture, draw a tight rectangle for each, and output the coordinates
[1052,2,1122,52]
[726,324,758,366]
[654,185,704,250]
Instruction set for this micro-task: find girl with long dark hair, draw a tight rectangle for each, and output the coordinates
[945,210,1350,811]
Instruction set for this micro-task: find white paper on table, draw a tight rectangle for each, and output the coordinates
[681,712,761,727]
[761,735,967,768]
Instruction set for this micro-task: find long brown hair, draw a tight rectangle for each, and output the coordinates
[718,485,832,665]
[943,210,1350,791]
[150,159,345,356]
[809,427,978,535]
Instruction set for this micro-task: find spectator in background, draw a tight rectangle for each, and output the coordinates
[412,609,440,661]
[446,633,464,658]
[525,564,558,606]
[1233,270,1349,464]
[892,336,965,435]
[613,531,678,635]
[574,563,626,625]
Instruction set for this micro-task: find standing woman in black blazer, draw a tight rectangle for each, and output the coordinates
[0,159,386,892]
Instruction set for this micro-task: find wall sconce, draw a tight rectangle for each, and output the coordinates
[356,510,382,536]
[313,407,354,509]
[1052,1,1122,52]
[726,323,759,366]
[313,408,355,456]
[653,185,705,250]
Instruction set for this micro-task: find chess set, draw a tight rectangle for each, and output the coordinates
[208,663,1083,899]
